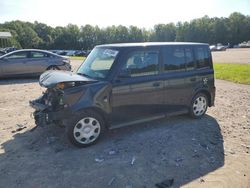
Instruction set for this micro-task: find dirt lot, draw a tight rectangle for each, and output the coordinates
[0,58,249,188]
[212,48,250,64]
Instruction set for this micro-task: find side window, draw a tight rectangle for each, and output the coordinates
[185,48,195,70]
[195,47,210,68]
[164,47,185,72]
[6,52,28,59]
[31,52,49,58]
[124,51,159,77]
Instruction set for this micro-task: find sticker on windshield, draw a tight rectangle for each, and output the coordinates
[103,49,118,57]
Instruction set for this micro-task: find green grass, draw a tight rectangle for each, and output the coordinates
[69,56,86,61]
[214,63,250,84]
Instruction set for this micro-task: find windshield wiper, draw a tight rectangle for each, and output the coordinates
[77,72,91,78]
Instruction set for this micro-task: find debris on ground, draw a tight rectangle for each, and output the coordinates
[199,178,205,183]
[175,157,184,162]
[95,157,104,163]
[131,156,136,165]
[11,125,27,133]
[241,144,250,149]
[108,177,115,186]
[108,150,116,155]
[155,178,174,188]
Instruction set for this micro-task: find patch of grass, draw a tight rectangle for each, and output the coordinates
[214,63,250,84]
[69,56,86,61]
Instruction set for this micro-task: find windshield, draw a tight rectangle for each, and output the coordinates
[77,47,119,79]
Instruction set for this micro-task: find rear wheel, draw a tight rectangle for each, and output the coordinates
[189,93,208,118]
[67,110,105,147]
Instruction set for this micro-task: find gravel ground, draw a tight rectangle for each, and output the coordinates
[0,59,249,188]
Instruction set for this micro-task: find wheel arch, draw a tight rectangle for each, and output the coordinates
[75,107,109,129]
[46,65,59,70]
[194,89,212,107]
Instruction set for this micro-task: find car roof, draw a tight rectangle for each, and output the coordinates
[0,49,62,58]
[96,42,209,48]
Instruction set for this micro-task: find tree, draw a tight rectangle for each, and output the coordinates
[0,12,249,49]
[152,23,176,42]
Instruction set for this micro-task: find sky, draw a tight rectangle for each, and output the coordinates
[0,0,249,28]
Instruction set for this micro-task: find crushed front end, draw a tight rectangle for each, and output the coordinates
[30,87,70,127]
[29,70,97,128]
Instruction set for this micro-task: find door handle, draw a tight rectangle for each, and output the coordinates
[190,78,196,82]
[153,82,161,87]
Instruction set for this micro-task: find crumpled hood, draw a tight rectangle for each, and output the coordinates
[39,70,97,88]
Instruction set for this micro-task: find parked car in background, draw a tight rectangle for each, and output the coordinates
[0,49,71,78]
[239,41,250,48]
[210,43,227,51]
[50,50,91,57]
[30,42,215,147]
[0,50,6,56]
[0,47,18,53]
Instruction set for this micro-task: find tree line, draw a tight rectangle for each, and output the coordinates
[0,12,249,50]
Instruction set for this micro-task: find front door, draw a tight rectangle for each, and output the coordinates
[1,51,29,76]
[111,49,164,125]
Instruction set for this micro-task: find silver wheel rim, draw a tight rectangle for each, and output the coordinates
[193,96,207,116]
[73,117,101,144]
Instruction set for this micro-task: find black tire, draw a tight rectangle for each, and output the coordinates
[67,110,105,148]
[47,66,59,70]
[189,93,208,119]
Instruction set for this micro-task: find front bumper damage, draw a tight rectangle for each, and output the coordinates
[29,96,70,127]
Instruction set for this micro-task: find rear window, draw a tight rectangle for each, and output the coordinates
[31,52,50,58]
[195,47,210,68]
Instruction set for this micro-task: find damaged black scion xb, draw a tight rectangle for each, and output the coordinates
[30,42,215,147]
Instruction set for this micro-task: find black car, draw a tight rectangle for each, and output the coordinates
[30,42,216,147]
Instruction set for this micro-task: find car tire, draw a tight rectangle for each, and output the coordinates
[189,93,208,118]
[47,66,59,70]
[67,110,105,148]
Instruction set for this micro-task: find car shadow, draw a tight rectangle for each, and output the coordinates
[0,114,224,188]
[0,77,38,85]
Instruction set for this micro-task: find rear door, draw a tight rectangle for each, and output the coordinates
[111,48,164,125]
[25,51,51,74]
[162,46,195,111]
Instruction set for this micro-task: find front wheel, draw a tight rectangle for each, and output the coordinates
[189,93,208,118]
[67,110,105,147]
